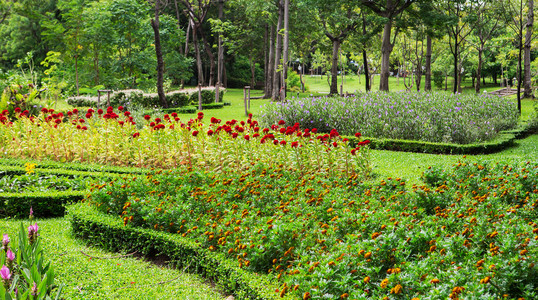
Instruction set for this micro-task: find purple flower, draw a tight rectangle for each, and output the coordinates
[28,223,39,244]
[6,249,14,262]
[1,265,10,284]
[31,282,38,296]
[29,206,34,219]
[1,234,8,251]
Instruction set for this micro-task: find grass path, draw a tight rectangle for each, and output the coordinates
[0,218,226,300]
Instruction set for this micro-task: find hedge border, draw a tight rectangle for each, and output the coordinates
[344,121,536,155]
[0,191,85,219]
[0,158,147,174]
[68,203,294,300]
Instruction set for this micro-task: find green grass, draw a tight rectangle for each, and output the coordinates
[0,218,225,300]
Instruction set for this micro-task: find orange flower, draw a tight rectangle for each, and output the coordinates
[380,278,389,288]
[390,284,403,294]
[303,292,311,300]
[363,276,370,283]
[430,278,440,284]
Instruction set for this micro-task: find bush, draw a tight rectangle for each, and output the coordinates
[188,89,223,105]
[68,203,292,300]
[260,92,519,144]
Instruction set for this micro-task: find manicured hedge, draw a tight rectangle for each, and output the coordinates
[343,120,537,155]
[0,158,146,174]
[0,191,85,218]
[68,203,294,300]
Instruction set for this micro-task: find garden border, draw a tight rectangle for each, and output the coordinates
[345,121,535,155]
[68,203,294,300]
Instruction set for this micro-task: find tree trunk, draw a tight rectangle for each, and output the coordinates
[362,49,370,91]
[379,21,393,91]
[330,39,340,95]
[151,3,167,108]
[263,23,269,95]
[192,24,204,86]
[424,35,432,91]
[281,0,289,100]
[199,28,215,86]
[93,44,100,86]
[180,20,191,88]
[475,48,483,93]
[265,24,274,98]
[524,0,534,98]
[272,1,283,101]
[250,55,256,87]
[453,30,459,93]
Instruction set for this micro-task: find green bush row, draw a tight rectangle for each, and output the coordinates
[68,203,293,300]
[0,190,85,218]
[67,89,225,109]
[344,121,535,155]
[144,103,226,116]
[0,158,146,174]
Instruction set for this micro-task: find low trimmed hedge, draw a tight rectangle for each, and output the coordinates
[344,120,536,155]
[0,191,85,218]
[68,203,293,300]
[0,158,146,174]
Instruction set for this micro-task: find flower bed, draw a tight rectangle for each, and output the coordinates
[259,92,519,144]
[85,159,538,299]
[0,107,371,179]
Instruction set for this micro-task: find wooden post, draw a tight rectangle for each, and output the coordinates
[198,84,202,111]
[243,86,248,117]
[97,91,101,107]
[107,91,111,107]
[215,83,220,103]
[247,86,251,110]
[98,90,113,107]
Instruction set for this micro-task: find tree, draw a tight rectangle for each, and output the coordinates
[360,0,417,91]
[524,0,534,98]
[150,0,168,108]
[180,0,211,86]
[310,0,358,95]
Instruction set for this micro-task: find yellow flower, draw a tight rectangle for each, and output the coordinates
[380,278,389,288]
[25,162,37,174]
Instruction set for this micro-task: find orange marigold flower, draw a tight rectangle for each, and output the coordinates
[363,276,370,283]
[380,278,389,288]
[390,284,403,294]
[303,292,311,300]
[430,278,440,284]
[364,252,372,259]
[340,293,349,298]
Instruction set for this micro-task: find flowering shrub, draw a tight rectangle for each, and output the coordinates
[87,159,538,299]
[1,217,62,298]
[0,107,371,179]
[259,92,519,144]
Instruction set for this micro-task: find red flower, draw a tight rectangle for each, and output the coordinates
[97,109,104,115]
[149,122,156,127]
[133,132,140,138]
[67,111,73,116]
[351,148,357,155]
[171,112,178,118]
[81,126,88,130]
[124,111,131,117]
[312,128,317,133]
[278,120,285,125]
[54,119,61,124]
[41,108,48,114]
[244,135,250,140]
[263,128,270,133]
[76,125,81,130]
[280,140,287,145]
[155,118,162,124]
[85,112,92,119]
[164,114,170,120]
[273,140,279,145]
[192,130,199,136]
[280,128,286,134]
[253,133,260,138]
[254,126,260,132]
[232,132,238,138]
[144,115,151,121]
[291,141,299,148]
[72,108,79,114]
[355,132,362,138]
[14,107,21,113]
[118,121,125,126]
[174,117,180,122]
[207,130,214,136]
[332,142,338,147]
[248,113,253,118]
[118,106,124,111]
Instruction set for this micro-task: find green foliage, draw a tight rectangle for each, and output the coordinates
[68,203,292,300]
[286,69,308,92]
[260,92,519,144]
[188,89,224,105]
[0,222,63,299]
[82,160,538,299]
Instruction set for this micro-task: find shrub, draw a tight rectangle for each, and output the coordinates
[189,89,223,105]
[259,92,519,144]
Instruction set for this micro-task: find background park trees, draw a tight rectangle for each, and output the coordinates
[0,0,536,101]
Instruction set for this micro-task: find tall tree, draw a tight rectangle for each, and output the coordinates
[150,0,168,108]
[360,0,417,91]
[180,0,211,86]
[310,0,358,95]
[524,0,534,98]
[272,0,283,100]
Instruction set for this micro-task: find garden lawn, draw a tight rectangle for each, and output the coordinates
[0,218,225,300]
